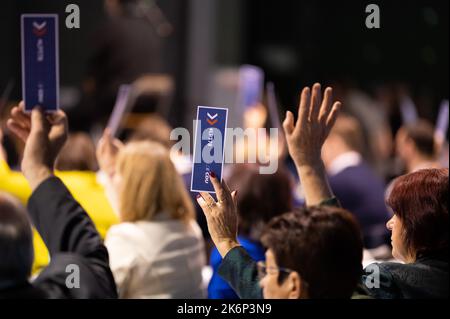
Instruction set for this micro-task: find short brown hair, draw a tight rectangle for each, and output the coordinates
[127,114,174,149]
[329,115,365,154]
[55,132,98,171]
[261,207,363,299]
[227,164,293,238]
[387,168,448,258]
[402,120,436,158]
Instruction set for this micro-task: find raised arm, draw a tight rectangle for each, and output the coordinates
[7,103,108,257]
[197,175,262,298]
[7,104,117,298]
[282,83,342,206]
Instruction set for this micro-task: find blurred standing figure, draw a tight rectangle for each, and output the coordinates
[322,115,391,249]
[97,132,206,298]
[80,0,166,128]
[395,120,442,173]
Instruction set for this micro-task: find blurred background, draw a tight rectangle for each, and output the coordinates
[0,0,448,286]
[0,0,448,179]
[0,0,448,124]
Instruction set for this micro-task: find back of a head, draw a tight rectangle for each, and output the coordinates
[127,114,174,149]
[55,132,98,171]
[116,141,194,222]
[401,120,437,158]
[227,164,293,238]
[0,193,33,289]
[261,207,363,299]
[329,115,365,154]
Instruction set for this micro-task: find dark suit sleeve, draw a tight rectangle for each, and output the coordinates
[217,246,263,299]
[27,176,117,298]
[28,177,103,256]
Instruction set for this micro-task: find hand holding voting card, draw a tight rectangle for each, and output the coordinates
[21,14,59,112]
[191,106,228,193]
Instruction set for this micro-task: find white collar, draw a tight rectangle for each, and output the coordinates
[327,151,362,176]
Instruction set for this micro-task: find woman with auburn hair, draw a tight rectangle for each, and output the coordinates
[97,131,206,298]
[362,168,448,298]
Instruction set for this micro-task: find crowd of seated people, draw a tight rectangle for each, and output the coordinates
[0,83,448,299]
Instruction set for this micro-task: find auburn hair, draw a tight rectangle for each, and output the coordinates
[387,168,449,258]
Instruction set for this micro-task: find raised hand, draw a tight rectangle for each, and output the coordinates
[282,84,342,206]
[196,173,240,257]
[7,102,68,190]
[96,128,123,178]
[283,83,341,166]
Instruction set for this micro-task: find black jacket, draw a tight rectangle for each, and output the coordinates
[362,253,449,299]
[0,177,118,299]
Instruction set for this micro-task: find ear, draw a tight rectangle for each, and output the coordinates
[287,271,304,299]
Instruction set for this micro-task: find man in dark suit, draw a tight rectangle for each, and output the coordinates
[0,103,117,299]
[322,115,391,248]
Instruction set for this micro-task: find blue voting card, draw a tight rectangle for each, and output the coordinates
[21,14,59,112]
[191,106,228,193]
[435,100,449,141]
[107,84,132,137]
[238,65,264,111]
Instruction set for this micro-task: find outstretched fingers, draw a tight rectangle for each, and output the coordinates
[319,87,334,124]
[296,87,311,129]
[309,83,322,122]
[282,111,295,136]
[325,101,342,135]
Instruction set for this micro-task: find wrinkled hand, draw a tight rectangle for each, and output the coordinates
[196,174,240,257]
[7,102,68,190]
[282,83,341,166]
[96,128,123,177]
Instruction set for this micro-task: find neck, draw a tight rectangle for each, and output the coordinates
[406,154,435,173]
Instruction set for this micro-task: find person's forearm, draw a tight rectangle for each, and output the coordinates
[25,166,53,191]
[295,159,335,206]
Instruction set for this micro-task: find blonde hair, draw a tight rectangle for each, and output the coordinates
[116,141,194,223]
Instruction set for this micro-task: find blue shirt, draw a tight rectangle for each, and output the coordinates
[208,236,265,299]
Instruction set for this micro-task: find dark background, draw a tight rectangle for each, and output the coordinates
[0,0,448,127]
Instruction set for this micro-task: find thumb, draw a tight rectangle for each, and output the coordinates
[231,190,238,207]
[282,111,295,136]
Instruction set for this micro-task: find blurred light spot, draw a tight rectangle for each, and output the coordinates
[258,45,300,74]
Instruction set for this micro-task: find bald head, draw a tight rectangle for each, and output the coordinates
[0,193,33,288]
